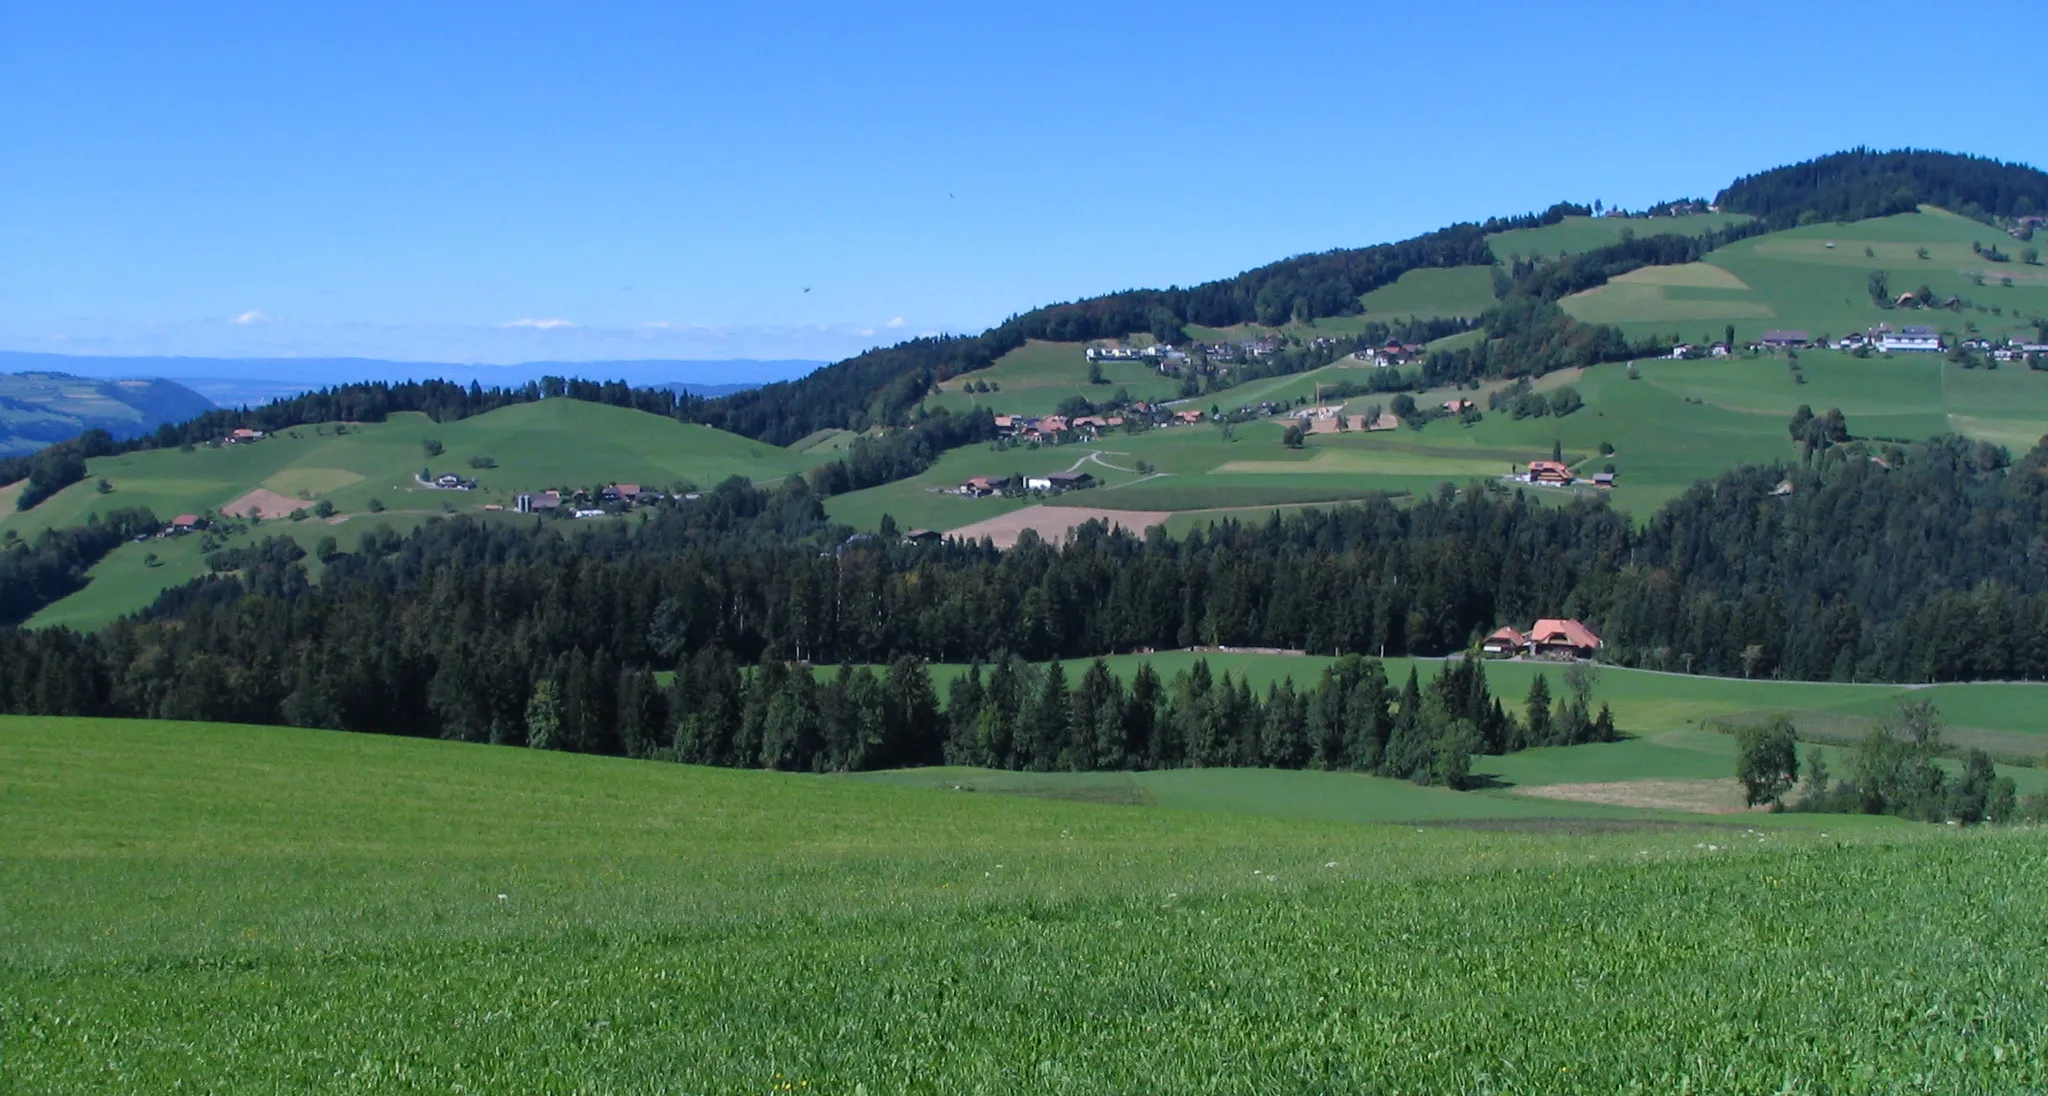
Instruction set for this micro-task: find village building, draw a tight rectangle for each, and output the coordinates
[1480,626,1525,656]
[1527,618,1603,659]
[958,475,1009,498]
[1879,325,1942,353]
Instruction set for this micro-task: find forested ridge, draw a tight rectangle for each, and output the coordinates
[1717,148,2048,229]
[5,428,2048,771]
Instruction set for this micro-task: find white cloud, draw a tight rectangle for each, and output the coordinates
[856,328,875,337]
[229,310,273,325]
[886,316,907,328]
[498,317,579,330]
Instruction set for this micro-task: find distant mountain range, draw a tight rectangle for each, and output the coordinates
[0,352,823,410]
[0,372,216,456]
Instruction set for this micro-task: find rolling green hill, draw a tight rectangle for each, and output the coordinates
[0,372,214,456]
[5,399,810,629]
[11,713,2048,1092]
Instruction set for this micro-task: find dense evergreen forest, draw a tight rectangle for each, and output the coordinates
[1717,148,2048,229]
[4,429,2047,771]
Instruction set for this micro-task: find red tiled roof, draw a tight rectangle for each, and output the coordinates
[1485,626,1525,645]
[1529,618,1601,649]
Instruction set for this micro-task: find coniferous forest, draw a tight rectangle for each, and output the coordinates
[4,429,2048,775]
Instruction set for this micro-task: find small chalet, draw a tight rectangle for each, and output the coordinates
[434,473,465,489]
[1044,471,1094,489]
[1442,399,1475,414]
[1592,472,1615,488]
[228,428,265,443]
[1526,460,1574,486]
[1528,618,1602,659]
[959,475,1007,498]
[902,528,942,544]
[1480,626,1525,655]
[165,513,203,536]
[1175,410,1204,424]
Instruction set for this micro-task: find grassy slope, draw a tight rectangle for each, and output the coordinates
[1485,212,1754,262]
[1354,264,1498,319]
[1564,207,2048,347]
[8,400,807,629]
[925,339,1184,418]
[15,715,2048,1093]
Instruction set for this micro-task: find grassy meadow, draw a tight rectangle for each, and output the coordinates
[1485,212,1754,262]
[1564,207,2048,346]
[8,712,2048,1092]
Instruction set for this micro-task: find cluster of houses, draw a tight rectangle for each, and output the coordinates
[514,484,667,516]
[1085,344,1187,365]
[1291,405,1398,433]
[1350,340,1428,367]
[994,405,1203,441]
[956,471,1096,498]
[1481,618,1603,660]
[1517,461,1614,490]
[1744,323,2046,360]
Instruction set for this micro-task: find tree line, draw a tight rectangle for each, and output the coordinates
[9,429,2048,750]
[1732,699,2045,825]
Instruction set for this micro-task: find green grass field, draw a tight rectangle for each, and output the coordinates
[1485,212,1754,262]
[8,713,2048,1092]
[926,340,1184,417]
[6,400,809,629]
[1354,264,1498,319]
[1564,207,2048,347]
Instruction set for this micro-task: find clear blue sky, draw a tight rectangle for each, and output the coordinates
[2,0,2039,367]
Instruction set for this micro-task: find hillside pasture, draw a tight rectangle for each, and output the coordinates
[927,339,1182,417]
[1354,264,1498,319]
[12,713,2048,1092]
[1484,212,1752,263]
[4,399,807,628]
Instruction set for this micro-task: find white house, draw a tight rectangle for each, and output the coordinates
[1879,325,1942,353]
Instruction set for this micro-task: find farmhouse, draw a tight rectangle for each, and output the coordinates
[1526,460,1574,486]
[1879,325,1942,353]
[516,490,562,513]
[1044,471,1094,489]
[163,514,203,536]
[601,483,643,502]
[1175,410,1204,425]
[1442,398,1475,414]
[226,428,265,443]
[1757,329,1809,349]
[1480,626,1526,655]
[1527,618,1602,659]
[1592,472,1616,488]
[902,528,942,544]
[958,475,1009,498]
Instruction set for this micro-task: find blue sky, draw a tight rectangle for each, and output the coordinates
[2,0,2039,368]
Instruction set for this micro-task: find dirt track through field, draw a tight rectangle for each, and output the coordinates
[946,505,1172,548]
[1516,779,1763,814]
